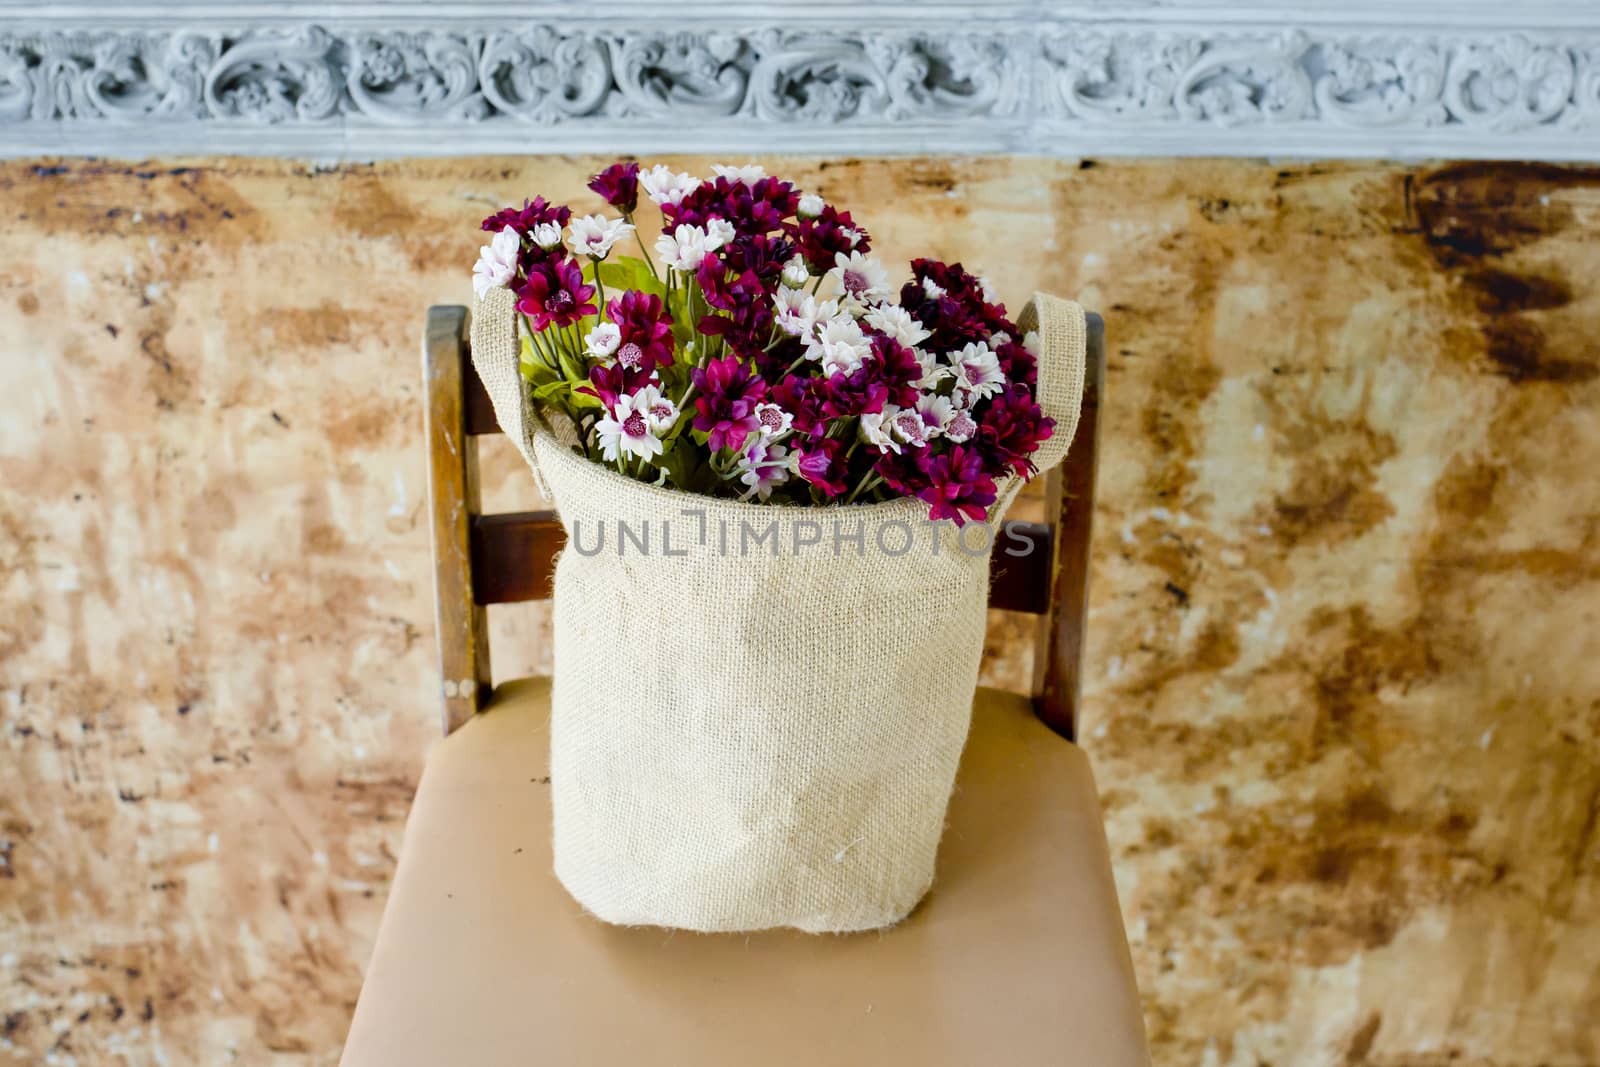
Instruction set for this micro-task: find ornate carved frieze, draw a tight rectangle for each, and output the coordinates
[2,14,1597,158]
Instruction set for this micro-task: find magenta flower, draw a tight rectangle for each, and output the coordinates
[578,363,651,408]
[481,196,571,236]
[516,258,597,330]
[608,290,675,372]
[915,445,997,526]
[795,437,849,498]
[588,162,640,215]
[873,448,931,496]
[692,355,768,452]
[975,386,1055,480]
[820,359,890,421]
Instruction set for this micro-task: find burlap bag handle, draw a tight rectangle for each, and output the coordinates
[990,292,1088,516]
[470,287,552,497]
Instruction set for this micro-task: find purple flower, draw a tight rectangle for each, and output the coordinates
[820,359,890,421]
[516,257,597,331]
[770,374,829,437]
[795,437,849,498]
[692,356,768,452]
[608,290,674,372]
[975,386,1055,479]
[873,448,930,496]
[916,445,997,526]
[481,196,571,236]
[588,162,640,215]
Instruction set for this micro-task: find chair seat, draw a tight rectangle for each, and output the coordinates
[341,680,1148,1066]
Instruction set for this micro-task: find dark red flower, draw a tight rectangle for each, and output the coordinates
[481,196,571,235]
[692,355,768,452]
[608,290,674,372]
[795,437,849,498]
[785,204,869,273]
[974,386,1055,479]
[898,258,1014,352]
[666,176,796,236]
[994,337,1038,390]
[871,334,924,408]
[587,162,640,215]
[516,257,597,331]
[694,254,772,352]
[915,445,997,526]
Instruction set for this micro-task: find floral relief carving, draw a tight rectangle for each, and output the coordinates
[0,20,1595,152]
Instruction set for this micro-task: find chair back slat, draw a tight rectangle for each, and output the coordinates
[425,305,1106,740]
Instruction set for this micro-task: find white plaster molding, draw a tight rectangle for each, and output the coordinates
[2,3,1599,161]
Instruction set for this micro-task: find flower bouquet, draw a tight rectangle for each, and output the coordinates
[469,161,1088,933]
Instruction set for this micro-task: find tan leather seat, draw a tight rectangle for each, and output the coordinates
[341,680,1148,1066]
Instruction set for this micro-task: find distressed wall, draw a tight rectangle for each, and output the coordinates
[0,156,1597,1066]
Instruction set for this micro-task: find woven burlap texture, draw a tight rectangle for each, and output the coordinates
[470,285,1086,932]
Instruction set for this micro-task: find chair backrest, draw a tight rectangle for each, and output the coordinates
[423,306,1105,741]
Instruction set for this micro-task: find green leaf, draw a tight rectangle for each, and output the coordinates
[593,256,666,301]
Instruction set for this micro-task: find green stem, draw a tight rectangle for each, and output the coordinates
[629,214,660,281]
[592,259,608,320]
[845,472,882,505]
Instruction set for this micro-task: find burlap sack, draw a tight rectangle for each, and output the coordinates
[470,286,1085,932]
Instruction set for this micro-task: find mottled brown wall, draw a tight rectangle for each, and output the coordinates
[1,156,1597,1067]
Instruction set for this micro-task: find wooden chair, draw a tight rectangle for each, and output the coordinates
[339,306,1149,1066]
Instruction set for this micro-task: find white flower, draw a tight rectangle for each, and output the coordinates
[753,402,793,439]
[989,330,1012,348]
[1022,330,1042,357]
[921,277,947,300]
[809,315,871,377]
[797,193,825,219]
[831,250,892,307]
[977,274,1000,304]
[736,438,789,501]
[530,221,563,251]
[889,402,940,449]
[655,222,729,272]
[865,304,931,348]
[596,389,668,463]
[567,213,634,258]
[706,218,736,248]
[472,225,520,299]
[839,227,863,249]
[940,401,978,443]
[640,165,699,207]
[859,407,901,454]
[585,321,621,359]
[711,163,767,183]
[773,287,838,338]
[638,385,678,433]
[911,348,950,390]
[950,341,1006,403]
[781,259,811,288]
